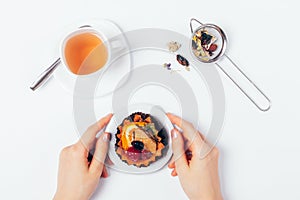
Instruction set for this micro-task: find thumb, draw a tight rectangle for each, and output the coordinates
[171,129,188,174]
[89,132,110,176]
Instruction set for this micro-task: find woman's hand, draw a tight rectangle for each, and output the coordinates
[53,114,113,200]
[167,113,223,200]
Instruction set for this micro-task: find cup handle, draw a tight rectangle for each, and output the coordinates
[110,37,126,55]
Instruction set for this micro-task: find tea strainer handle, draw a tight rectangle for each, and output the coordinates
[216,55,272,112]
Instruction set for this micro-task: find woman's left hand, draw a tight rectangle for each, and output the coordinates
[53,114,113,200]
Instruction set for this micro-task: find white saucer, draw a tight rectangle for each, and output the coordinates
[54,19,132,98]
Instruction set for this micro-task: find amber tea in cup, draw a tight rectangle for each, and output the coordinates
[63,31,109,75]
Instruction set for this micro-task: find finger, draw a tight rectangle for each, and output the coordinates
[168,156,175,168]
[171,169,178,177]
[105,157,114,166]
[101,166,109,178]
[89,132,111,176]
[167,113,202,141]
[168,162,175,169]
[171,129,188,174]
[167,113,204,151]
[79,113,113,151]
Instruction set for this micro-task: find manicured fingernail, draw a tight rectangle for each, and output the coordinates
[103,133,111,142]
[171,129,178,139]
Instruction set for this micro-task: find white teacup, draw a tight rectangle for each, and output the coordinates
[60,26,114,77]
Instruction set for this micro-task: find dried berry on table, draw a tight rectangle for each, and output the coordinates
[176,54,189,67]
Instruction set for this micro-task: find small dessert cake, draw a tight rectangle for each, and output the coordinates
[115,112,168,167]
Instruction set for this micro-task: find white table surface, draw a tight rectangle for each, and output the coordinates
[0,0,299,199]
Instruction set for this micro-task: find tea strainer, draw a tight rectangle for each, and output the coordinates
[190,18,271,111]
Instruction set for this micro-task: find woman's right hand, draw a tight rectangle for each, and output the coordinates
[167,113,223,200]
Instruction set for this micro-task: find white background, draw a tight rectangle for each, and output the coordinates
[0,0,300,199]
